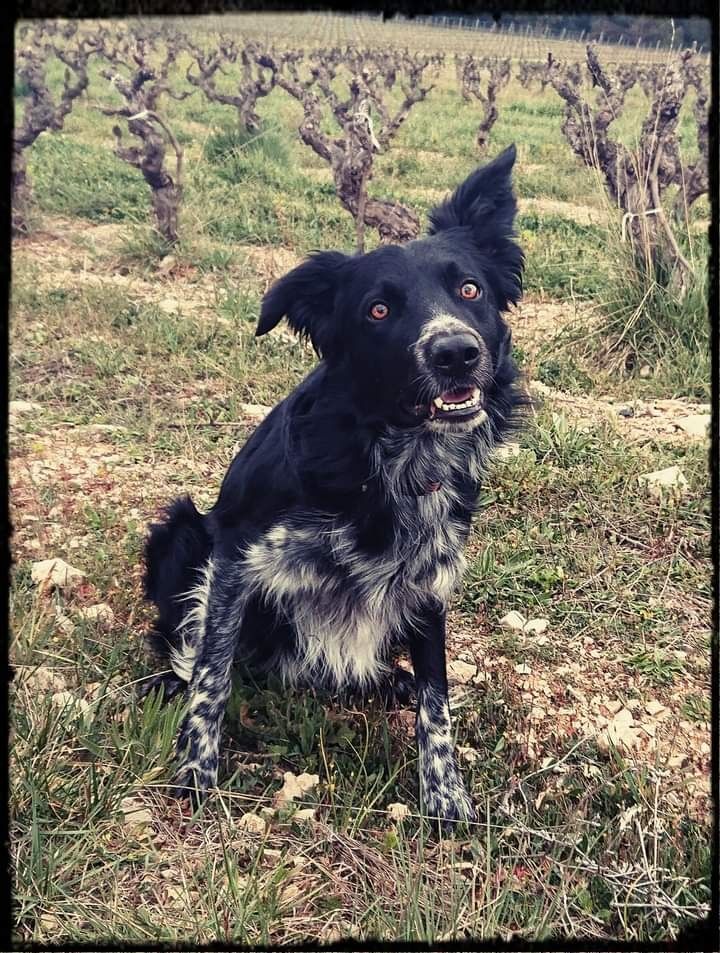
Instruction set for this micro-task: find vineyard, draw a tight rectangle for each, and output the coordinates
[10,13,712,946]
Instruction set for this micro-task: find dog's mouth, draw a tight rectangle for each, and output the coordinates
[413,386,488,423]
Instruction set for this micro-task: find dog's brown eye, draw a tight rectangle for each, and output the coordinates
[460,281,480,300]
[369,301,389,321]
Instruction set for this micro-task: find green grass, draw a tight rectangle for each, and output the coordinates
[28,135,150,222]
[11,16,711,945]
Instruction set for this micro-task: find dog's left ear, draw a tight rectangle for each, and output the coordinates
[256,251,349,357]
[428,144,523,310]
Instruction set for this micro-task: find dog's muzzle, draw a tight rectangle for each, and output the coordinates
[415,329,491,424]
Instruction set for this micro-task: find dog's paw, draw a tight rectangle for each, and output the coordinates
[168,763,216,809]
[421,771,476,833]
[138,670,187,702]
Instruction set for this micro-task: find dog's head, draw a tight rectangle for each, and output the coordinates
[256,144,523,432]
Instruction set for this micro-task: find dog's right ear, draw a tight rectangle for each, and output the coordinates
[255,251,349,357]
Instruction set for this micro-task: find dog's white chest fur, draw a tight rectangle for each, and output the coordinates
[242,489,467,689]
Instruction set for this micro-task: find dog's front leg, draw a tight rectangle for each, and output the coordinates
[170,583,245,806]
[409,603,477,828]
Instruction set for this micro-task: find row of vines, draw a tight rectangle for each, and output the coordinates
[14,21,709,294]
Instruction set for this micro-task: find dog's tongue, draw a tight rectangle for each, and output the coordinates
[440,387,475,403]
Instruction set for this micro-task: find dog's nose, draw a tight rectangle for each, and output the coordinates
[429,333,481,375]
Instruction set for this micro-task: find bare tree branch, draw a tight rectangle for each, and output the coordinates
[97,27,190,244]
[548,45,703,291]
[265,48,430,249]
[13,21,102,234]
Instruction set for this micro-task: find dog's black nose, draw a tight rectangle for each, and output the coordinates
[429,333,481,375]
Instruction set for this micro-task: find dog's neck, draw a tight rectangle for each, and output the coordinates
[371,423,494,501]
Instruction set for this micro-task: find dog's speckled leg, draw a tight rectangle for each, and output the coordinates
[169,565,247,806]
[410,605,476,829]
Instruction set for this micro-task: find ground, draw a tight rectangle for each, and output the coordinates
[10,15,712,945]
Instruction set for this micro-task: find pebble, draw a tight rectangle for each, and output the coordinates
[447,659,477,683]
[494,442,522,460]
[9,400,42,414]
[638,465,689,500]
[274,771,319,807]
[77,603,115,628]
[500,610,526,632]
[523,618,549,635]
[31,558,85,590]
[673,414,710,439]
[52,690,91,721]
[157,255,177,273]
[237,812,266,834]
[120,796,153,830]
[158,297,180,314]
[18,665,67,694]
[387,802,411,821]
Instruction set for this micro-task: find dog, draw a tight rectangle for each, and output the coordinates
[142,144,527,827]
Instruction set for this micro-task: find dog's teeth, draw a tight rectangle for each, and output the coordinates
[433,397,444,408]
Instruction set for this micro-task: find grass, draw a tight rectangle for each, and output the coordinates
[10,14,712,946]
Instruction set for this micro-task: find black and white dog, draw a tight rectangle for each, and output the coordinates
[143,144,526,826]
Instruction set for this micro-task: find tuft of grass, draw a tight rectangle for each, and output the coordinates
[28,134,149,222]
[204,122,290,168]
[595,241,710,399]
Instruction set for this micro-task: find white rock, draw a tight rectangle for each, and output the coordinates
[500,610,527,632]
[674,414,710,439]
[52,690,91,722]
[529,379,553,396]
[523,618,549,635]
[274,771,319,807]
[638,465,689,500]
[120,795,153,830]
[457,745,481,765]
[77,603,115,628]
[596,707,642,754]
[240,402,272,423]
[645,699,669,717]
[237,812,267,834]
[157,254,177,273]
[158,297,180,314]
[515,663,532,675]
[494,442,522,460]
[18,665,66,694]
[9,400,42,414]
[387,801,411,821]
[293,808,316,823]
[31,558,84,590]
[447,659,477,683]
[639,364,652,378]
[55,611,75,635]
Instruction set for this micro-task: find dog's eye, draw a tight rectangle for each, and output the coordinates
[459,281,481,300]
[369,301,390,321]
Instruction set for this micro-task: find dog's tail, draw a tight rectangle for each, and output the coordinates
[143,495,213,682]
